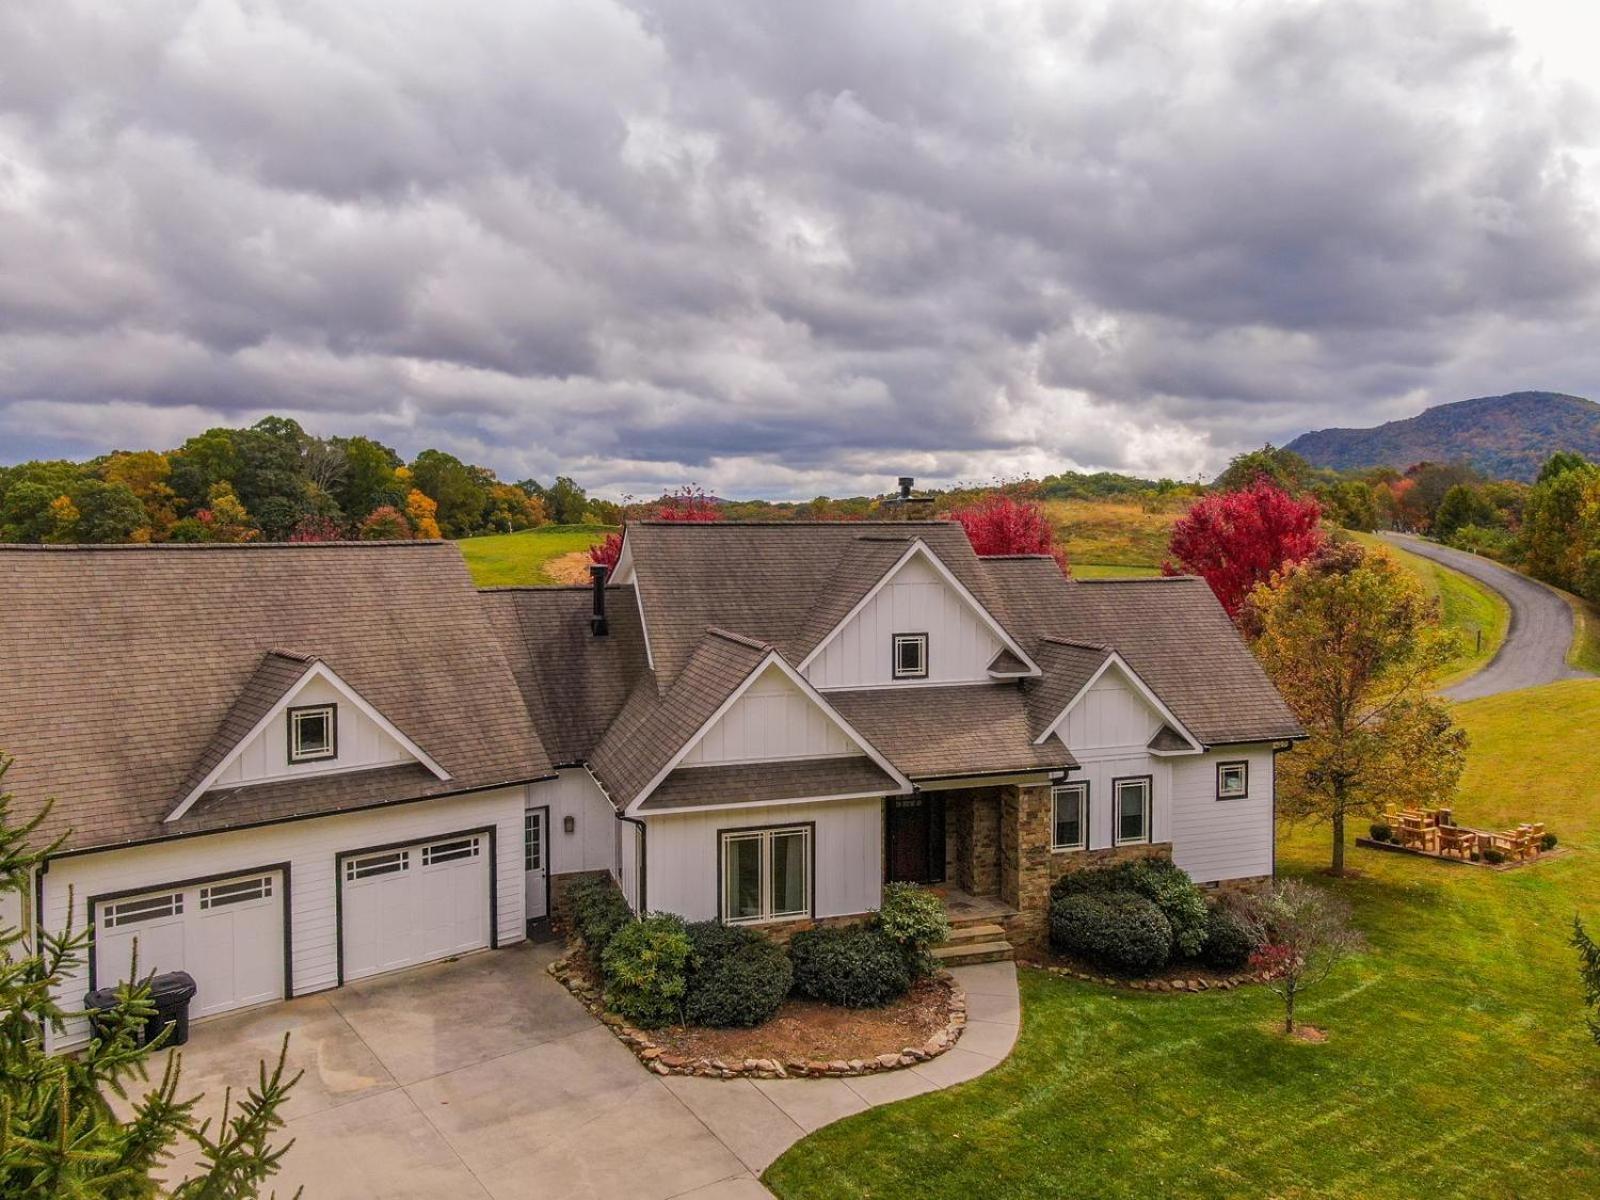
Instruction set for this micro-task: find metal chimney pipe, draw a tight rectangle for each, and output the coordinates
[590,564,609,636]
[897,476,914,501]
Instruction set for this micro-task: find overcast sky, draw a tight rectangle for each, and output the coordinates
[2,1,1598,499]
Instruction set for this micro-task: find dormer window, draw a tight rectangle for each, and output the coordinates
[892,633,928,679]
[288,703,337,763]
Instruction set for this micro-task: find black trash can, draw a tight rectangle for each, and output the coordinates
[83,971,198,1048]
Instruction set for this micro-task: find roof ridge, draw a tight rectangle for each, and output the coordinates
[705,626,774,652]
[267,648,321,663]
[1040,635,1113,651]
[1074,574,1199,584]
[0,540,450,552]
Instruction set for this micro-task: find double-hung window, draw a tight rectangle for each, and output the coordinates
[288,703,337,763]
[1051,782,1088,851]
[721,826,811,924]
[1114,777,1152,845]
[892,633,928,679]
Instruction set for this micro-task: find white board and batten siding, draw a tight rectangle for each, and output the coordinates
[682,665,856,765]
[805,554,1002,690]
[645,797,883,923]
[1058,668,1172,850]
[531,768,620,876]
[40,786,527,1048]
[212,676,413,788]
[1170,746,1276,884]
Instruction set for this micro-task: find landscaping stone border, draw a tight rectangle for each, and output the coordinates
[548,946,967,1080]
[1021,958,1260,993]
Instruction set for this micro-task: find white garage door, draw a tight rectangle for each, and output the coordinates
[95,871,286,1019]
[341,833,491,981]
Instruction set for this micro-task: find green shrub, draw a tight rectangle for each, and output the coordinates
[1483,847,1507,865]
[874,883,950,976]
[566,874,634,961]
[1049,891,1173,975]
[1200,901,1260,970]
[683,922,793,1028]
[1052,858,1206,960]
[1542,832,1559,852]
[601,912,690,1027]
[1370,822,1393,844]
[789,924,912,1007]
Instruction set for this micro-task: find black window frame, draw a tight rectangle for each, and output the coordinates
[287,702,338,764]
[891,632,929,680]
[1216,760,1250,801]
[1112,775,1153,846]
[1051,781,1089,852]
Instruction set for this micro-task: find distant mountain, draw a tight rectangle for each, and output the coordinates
[1286,391,1600,482]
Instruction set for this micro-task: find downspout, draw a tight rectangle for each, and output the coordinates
[1270,740,1295,879]
[616,812,647,913]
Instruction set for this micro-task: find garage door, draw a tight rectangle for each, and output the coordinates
[340,833,491,982]
[95,871,286,1019]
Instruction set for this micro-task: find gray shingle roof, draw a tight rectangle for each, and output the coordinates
[827,685,1078,779]
[640,756,903,812]
[1022,640,1111,739]
[981,559,1305,746]
[0,542,552,852]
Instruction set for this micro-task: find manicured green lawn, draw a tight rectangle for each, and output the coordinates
[456,523,616,587]
[1069,562,1164,580]
[764,681,1600,1199]
[1349,533,1510,687]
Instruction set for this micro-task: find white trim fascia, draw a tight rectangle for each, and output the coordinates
[1032,651,1203,754]
[636,787,901,819]
[610,533,636,585]
[1148,744,1204,758]
[812,677,1002,693]
[911,770,1064,792]
[165,661,451,823]
[795,539,1041,678]
[625,652,913,815]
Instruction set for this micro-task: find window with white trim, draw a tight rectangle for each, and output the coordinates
[721,826,811,924]
[200,877,272,910]
[104,893,183,928]
[1217,761,1249,800]
[1114,778,1152,845]
[525,812,543,872]
[288,703,337,763]
[892,633,928,679]
[422,837,480,867]
[346,850,408,881]
[1051,782,1088,851]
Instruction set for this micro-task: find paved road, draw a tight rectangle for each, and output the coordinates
[1382,533,1589,701]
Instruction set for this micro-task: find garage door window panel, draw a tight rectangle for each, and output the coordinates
[105,892,183,927]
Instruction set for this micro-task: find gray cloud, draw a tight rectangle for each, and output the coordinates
[2,0,1598,498]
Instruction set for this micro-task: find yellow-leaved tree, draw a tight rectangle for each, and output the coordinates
[1251,540,1467,876]
[405,488,442,539]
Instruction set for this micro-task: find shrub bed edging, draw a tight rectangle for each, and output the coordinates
[548,947,967,1079]
[1022,959,1260,992]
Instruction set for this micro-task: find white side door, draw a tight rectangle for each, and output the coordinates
[95,871,286,1019]
[524,808,548,920]
[341,834,491,982]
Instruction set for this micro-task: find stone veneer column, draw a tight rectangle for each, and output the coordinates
[966,791,1001,896]
[999,782,1055,948]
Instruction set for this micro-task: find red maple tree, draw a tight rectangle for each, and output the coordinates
[589,486,721,569]
[945,494,1070,575]
[1164,481,1324,619]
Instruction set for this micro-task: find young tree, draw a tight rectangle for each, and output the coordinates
[0,755,301,1196]
[357,505,411,540]
[1243,879,1363,1035]
[945,493,1069,574]
[1165,480,1324,619]
[1574,916,1600,1048]
[1251,540,1468,874]
[1432,484,1500,541]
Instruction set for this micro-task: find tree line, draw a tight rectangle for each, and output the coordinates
[0,416,622,544]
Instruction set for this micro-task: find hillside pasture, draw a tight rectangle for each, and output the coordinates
[1045,497,1183,578]
[457,523,615,587]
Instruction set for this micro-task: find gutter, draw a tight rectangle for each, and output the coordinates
[616,811,648,913]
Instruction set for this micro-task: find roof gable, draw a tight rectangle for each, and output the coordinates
[1034,649,1202,754]
[166,656,450,823]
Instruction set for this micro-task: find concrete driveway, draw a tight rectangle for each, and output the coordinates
[1382,533,1589,700]
[150,942,1020,1200]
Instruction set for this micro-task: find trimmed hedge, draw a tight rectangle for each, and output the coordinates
[566,875,634,961]
[1049,891,1173,975]
[683,922,793,1028]
[790,924,912,1008]
[601,912,690,1028]
[1199,901,1260,970]
[1370,822,1394,844]
[875,883,950,977]
[1052,858,1208,960]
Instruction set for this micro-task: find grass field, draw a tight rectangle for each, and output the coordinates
[456,523,615,587]
[764,679,1600,1199]
[1046,498,1182,579]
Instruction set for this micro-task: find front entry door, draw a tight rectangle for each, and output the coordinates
[524,808,548,920]
[886,796,945,884]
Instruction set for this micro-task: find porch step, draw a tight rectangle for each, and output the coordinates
[931,939,1015,967]
[941,922,1008,946]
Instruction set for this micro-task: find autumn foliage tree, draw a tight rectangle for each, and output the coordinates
[1251,540,1468,875]
[1165,480,1324,619]
[589,486,720,569]
[944,494,1069,574]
